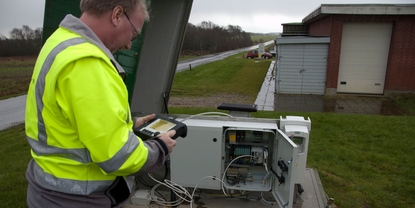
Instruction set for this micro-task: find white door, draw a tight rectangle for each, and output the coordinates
[277,44,328,95]
[171,125,224,190]
[337,22,392,94]
[272,129,298,208]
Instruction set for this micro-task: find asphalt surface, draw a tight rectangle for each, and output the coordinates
[0,95,26,131]
[176,40,274,72]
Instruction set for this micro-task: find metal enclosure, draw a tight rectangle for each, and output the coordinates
[279,116,311,184]
[170,118,226,190]
[130,0,193,114]
[170,115,309,207]
[272,130,298,208]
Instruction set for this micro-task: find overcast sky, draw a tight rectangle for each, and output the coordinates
[0,0,413,37]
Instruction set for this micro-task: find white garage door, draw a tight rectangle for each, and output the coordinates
[337,22,392,94]
[277,44,328,95]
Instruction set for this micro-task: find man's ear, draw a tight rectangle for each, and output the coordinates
[111,6,124,26]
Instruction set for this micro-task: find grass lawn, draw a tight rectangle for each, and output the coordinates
[0,56,35,100]
[0,124,31,208]
[172,53,272,99]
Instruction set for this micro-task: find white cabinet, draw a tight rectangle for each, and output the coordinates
[170,115,309,207]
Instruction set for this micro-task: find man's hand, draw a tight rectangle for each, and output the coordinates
[158,130,177,155]
[134,114,156,128]
[134,114,177,154]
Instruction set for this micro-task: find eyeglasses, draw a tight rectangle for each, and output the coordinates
[124,12,140,41]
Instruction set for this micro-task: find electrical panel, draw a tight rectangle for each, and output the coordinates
[170,115,309,208]
[223,128,275,192]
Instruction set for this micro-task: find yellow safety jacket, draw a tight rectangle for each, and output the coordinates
[25,15,166,197]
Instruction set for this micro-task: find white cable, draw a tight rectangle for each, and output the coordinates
[263,149,269,173]
[148,174,227,208]
[262,172,271,187]
[180,112,233,122]
[190,176,227,207]
[260,191,278,206]
[221,155,256,196]
[149,183,184,207]
[148,173,193,206]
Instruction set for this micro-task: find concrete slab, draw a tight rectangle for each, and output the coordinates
[274,94,411,115]
[254,61,276,111]
[124,168,329,208]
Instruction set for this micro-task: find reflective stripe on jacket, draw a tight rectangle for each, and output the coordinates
[25,15,157,196]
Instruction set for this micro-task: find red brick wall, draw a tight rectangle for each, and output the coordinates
[309,14,415,93]
[312,16,344,89]
[385,16,415,92]
[309,16,333,36]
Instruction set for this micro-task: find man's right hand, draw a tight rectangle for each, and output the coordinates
[157,130,177,155]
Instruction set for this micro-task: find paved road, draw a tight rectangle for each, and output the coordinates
[0,95,26,131]
[176,40,274,72]
[0,41,275,131]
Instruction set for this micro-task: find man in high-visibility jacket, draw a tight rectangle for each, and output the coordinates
[25,0,177,207]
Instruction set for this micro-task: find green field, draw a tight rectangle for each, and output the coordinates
[0,57,35,100]
[251,34,278,43]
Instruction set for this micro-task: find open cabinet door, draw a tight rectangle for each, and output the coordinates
[272,129,298,208]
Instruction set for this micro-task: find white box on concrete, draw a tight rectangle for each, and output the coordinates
[171,115,305,208]
[131,189,150,206]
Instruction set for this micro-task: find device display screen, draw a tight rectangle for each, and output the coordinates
[148,119,176,131]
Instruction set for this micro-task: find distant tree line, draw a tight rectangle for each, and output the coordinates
[0,25,42,57]
[182,21,253,55]
[1,21,253,57]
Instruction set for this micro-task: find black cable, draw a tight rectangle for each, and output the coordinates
[270,166,285,185]
[138,176,152,188]
[270,166,280,180]
[163,92,169,114]
[163,160,169,180]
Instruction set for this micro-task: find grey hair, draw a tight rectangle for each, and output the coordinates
[80,0,149,21]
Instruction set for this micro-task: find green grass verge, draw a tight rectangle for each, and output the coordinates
[0,124,31,208]
[0,58,35,100]
[171,52,272,99]
[251,34,278,43]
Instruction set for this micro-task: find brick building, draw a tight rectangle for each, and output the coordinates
[275,4,415,96]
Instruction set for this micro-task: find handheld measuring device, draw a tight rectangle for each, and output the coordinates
[134,115,187,140]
